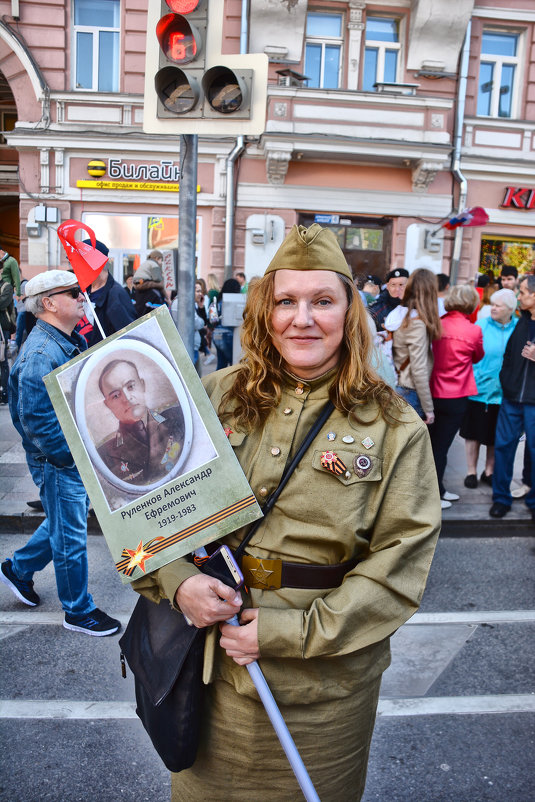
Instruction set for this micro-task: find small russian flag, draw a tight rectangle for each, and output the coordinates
[443,207,489,230]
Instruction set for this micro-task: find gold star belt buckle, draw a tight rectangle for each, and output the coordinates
[241,555,282,590]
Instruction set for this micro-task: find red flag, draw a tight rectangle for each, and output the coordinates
[57,220,108,292]
[443,207,489,231]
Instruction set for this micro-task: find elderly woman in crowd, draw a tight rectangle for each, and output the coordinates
[461,288,518,488]
[428,284,485,509]
[134,224,441,801]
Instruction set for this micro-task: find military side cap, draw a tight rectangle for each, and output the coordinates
[264,224,352,280]
[385,268,409,282]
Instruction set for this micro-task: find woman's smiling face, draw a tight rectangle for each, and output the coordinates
[270,269,348,379]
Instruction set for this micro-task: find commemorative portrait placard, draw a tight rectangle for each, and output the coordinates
[44,306,262,583]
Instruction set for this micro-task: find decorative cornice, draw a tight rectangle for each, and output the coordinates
[411,159,444,192]
[265,147,292,185]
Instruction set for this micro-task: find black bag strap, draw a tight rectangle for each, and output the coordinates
[234,399,334,562]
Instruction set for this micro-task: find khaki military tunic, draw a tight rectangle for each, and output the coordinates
[97,406,184,485]
[133,367,441,799]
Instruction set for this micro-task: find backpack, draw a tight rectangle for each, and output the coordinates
[0,282,16,334]
[208,297,220,325]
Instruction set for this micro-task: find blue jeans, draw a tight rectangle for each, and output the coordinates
[492,398,535,510]
[213,327,233,370]
[12,458,94,615]
[396,386,425,419]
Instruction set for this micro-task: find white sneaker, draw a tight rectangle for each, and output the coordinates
[511,483,531,499]
[441,499,452,509]
[204,353,216,365]
[442,491,460,502]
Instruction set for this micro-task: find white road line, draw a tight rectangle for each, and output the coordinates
[2,610,534,627]
[1,695,534,721]
[378,695,535,717]
[0,611,133,626]
[0,700,136,719]
[408,611,535,625]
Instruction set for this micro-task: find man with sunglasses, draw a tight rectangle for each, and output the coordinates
[1,270,120,636]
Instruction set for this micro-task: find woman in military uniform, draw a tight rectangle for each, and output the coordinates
[134,224,441,801]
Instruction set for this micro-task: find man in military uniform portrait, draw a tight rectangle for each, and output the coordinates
[96,358,185,486]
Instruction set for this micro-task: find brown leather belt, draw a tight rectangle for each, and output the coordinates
[241,554,359,590]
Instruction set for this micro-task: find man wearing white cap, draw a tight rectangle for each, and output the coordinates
[0,270,120,636]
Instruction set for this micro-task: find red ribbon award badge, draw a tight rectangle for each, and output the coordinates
[320,450,347,476]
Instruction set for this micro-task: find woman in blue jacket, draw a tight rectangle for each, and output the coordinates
[460,288,517,488]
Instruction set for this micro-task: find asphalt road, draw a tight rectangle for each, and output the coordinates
[0,530,533,802]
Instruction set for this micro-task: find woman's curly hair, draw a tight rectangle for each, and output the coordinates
[219,272,402,430]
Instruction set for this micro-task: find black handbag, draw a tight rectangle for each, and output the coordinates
[119,595,206,773]
[119,399,334,773]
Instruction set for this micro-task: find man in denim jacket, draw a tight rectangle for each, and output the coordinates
[0,270,120,636]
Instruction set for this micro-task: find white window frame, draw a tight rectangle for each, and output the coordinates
[363,16,401,90]
[477,29,522,119]
[72,0,120,92]
[304,11,344,89]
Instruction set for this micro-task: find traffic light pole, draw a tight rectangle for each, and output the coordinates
[176,133,198,360]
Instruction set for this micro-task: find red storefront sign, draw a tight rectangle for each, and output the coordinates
[501,187,535,209]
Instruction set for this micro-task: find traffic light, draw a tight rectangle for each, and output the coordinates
[144,0,268,135]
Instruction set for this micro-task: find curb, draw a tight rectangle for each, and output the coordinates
[441,518,533,537]
[0,514,103,536]
[0,513,532,538]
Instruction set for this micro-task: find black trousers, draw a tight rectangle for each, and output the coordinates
[428,396,469,497]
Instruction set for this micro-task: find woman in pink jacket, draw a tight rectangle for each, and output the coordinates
[429,285,484,509]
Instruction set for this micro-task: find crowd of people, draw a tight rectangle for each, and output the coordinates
[363,262,534,520]
[0,225,533,800]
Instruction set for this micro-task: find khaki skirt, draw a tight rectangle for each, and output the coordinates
[172,675,382,802]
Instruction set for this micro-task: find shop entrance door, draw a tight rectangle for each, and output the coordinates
[299,214,392,281]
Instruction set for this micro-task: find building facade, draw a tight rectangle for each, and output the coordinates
[0,0,534,289]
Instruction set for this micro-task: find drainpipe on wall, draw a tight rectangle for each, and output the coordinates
[223,0,249,280]
[449,19,472,285]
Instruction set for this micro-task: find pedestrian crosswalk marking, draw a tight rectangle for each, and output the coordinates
[378,694,535,716]
[2,609,535,627]
[1,695,534,720]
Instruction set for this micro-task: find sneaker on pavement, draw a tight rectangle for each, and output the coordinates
[489,502,510,518]
[26,499,44,511]
[63,608,121,637]
[480,471,493,486]
[204,353,216,365]
[511,483,531,499]
[442,491,460,502]
[440,499,452,509]
[0,559,40,606]
[464,474,478,489]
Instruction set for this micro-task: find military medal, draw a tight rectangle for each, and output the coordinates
[160,436,175,465]
[320,450,348,476]
[361,436,374,449]
[342,435,354,444]
[224,426,233,437]
[353,454,372,477]
[120,461,128,473]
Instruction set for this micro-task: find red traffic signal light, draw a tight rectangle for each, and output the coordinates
[165,0,201,12]
[156,14,201,64]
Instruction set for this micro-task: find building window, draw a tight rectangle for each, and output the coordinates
[304,12,343,89]
[73,0,120,91]
[363,17,400,92]
[0,110,17,144]
[477,31,519,118]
